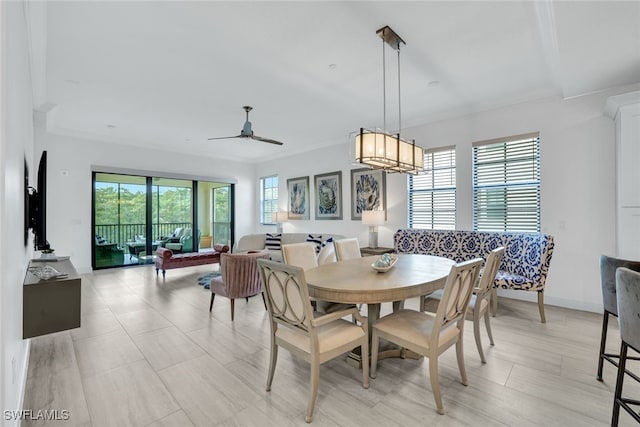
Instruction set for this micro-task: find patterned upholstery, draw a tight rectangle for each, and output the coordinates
[394,229,554,292]
[155,244,230,278]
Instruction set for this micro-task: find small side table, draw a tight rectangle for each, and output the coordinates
[360,247,394,256]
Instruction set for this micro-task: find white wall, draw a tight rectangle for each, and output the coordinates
[1,2,34,424]
[34,132,256,273]
[256,85,640,313]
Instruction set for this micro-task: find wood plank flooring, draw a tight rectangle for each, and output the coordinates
[22,264,640,426]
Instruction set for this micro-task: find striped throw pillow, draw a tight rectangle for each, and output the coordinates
[317,237,336,264]
[265,233,282,250]
[306,234,323,254]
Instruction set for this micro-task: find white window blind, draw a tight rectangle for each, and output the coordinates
[408,146,456,230]
[260,175,278,225]
[472,133,540,232]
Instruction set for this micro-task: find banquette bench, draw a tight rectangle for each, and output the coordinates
[394,229,555,322]
[155,244,230,278]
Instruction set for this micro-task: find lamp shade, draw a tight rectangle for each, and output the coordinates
[272,212,289,223]
[362,210,385,226]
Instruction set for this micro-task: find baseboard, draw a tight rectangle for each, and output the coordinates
[8,339,31,427]
[496,289,602,314]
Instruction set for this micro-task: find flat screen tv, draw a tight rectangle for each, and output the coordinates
[27,151,49,251]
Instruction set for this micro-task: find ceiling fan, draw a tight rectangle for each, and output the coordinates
[208,106,284,146]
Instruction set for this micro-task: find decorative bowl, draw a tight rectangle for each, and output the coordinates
[371,256,398,273]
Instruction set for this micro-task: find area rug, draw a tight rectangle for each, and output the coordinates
[197,271,221,289]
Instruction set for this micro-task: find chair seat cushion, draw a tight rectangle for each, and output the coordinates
[495,270,539,291]
[276,319,365,354]
[374,309,459,354]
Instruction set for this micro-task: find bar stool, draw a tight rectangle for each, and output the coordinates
[597,255,640,381]
[611,267,640,426]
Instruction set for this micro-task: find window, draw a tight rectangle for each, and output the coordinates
[260,175,278,225]
[408,146,456,229]
[472,133,540,232]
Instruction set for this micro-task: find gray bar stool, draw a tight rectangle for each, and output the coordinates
[597,255,640,381]
[611,267,640,426]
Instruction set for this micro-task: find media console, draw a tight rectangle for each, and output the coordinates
[23,259,81,339]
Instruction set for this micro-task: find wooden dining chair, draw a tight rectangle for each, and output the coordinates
[257,259,369,423]
[334,238,361,261]
[421,247,505,363]
[282,242,356,316]
[371,258,483,415]
[597,255,640,381]
[611,267,640,426]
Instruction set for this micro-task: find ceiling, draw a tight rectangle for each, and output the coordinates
[35,1,640,163]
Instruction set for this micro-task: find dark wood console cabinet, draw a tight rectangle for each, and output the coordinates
[23,259,81,339]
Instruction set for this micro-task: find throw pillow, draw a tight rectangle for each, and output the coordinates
[306,234,323,254]
[317,237,336,265]
[265,233,282,250]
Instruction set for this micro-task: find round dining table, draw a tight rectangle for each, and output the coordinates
[305,253,455,365]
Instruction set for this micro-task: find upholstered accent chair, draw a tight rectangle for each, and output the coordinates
[371,258,483,415]
[597,255,640,381]
[611,267,640,426]
[209,251,270,321]
[334,238,362,261]
[165,228,196,253]
[422,247,505,363]
[257,259,369,423]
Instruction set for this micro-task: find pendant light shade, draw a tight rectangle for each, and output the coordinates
[353,26,424,175]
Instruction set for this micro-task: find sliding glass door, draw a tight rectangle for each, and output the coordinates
[93,172,234,269]
[93,173,147,268]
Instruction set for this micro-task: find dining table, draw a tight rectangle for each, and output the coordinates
[305,253,455,365]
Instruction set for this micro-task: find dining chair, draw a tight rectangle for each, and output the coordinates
[597,255,640,381]
[611,267,640,426]
[282,242,318,270]
[421,247,505,363]
[334,238,362,261]
[209,251,269,321]
[282,242,356,316]
[371,257,483,415]
[257,259,369,423]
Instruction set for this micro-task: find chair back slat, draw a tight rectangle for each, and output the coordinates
[616,267,640,351]
[258,259,313,333]
[433,258,483,336]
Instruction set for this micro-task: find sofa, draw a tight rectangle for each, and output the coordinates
[155,244,230,278]
[393,229,555,322]
[94,235,125,267]
[235,233,346,262]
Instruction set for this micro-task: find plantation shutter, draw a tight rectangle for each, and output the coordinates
[408,146,456,229]
[472,133,540,232]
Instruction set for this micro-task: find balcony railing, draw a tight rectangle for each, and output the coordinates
[95,222,192,249]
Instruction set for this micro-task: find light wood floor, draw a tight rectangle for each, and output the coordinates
[23,264,640,426]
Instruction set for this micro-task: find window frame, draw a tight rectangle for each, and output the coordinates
[408,145,456,230]
[472,132,541,232]
[259,175,278,225]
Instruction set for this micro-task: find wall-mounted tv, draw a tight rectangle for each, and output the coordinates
[27,151,50,251]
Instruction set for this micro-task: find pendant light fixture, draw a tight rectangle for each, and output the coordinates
[354,26,424,174]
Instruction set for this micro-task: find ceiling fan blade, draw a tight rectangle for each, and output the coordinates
[207,134,244,141]
[251,135,284,146]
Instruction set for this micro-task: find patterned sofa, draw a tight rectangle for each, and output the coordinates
[394,229,555,322]
[155,244,230,278]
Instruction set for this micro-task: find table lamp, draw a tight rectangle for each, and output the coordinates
[272,211,289,234]
[362,210,385,249]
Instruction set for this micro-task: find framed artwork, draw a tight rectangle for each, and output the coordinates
[351,168,386,220]
[287,176,310,220]
[314,171,342,220]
